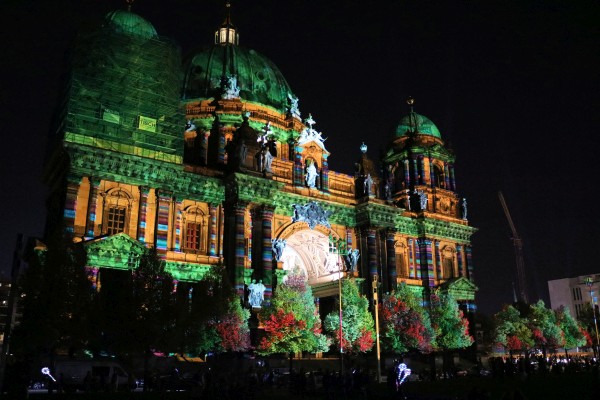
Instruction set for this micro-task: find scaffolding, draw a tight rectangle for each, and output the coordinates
[63,28,184,164]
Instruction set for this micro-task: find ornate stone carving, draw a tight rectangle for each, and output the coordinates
[291,201,332,229]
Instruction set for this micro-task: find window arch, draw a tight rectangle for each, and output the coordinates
[102,189,132,235]
[182,206,208,253]
[433,162,445,189]
[441,245,456,279]
[395,241,408,278]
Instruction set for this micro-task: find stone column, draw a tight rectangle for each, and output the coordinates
[321,154,329,193]
[412,157,418,184]
[386,230,397,290]
[435,240,442,280]
[418,239,434,288]
[85,178,101,238]
[429,156,435,187]
[201,129,211,165]
[137,186,149,244]
[208,204,218,257]
[64,175,81,234]
[234,201,249,297]
[218,124,227,165]
[172,196,183,251]
[293,142,304,186]
[261,206,275,303]
[465,245,474,282]
[418,156,425,185]
[366,228,378,282]
[219,205,225,257]
[408,238,415,279]
[444,163,450,190]
[155,190,172,255]
[403,159,411,188]
[449,164,457,191]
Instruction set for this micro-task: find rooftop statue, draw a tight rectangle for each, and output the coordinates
[287,93,301,119]
[298,113,327,150]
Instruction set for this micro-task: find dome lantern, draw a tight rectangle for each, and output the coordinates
[215,2,239,46]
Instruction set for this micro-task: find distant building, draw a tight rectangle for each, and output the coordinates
[0,278,23,347]
[548,274,600,318]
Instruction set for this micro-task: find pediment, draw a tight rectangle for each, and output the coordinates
[438,277,478,301]
[84,233,146,270]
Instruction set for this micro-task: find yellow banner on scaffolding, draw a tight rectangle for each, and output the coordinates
[138,115,157,132]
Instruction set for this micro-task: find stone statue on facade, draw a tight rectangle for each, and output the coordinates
[305,161,318,188]
[364,174,374,196]
[405,189,411,210]
[222,74,240,99]
[462,197,468,220]
[418,190,428,210]
[345,248,360,272]
[248,279,265,308]
[185,120,196,132]
[272,238,286,262]
[384,182,392,201]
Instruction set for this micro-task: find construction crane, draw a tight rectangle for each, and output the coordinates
[498,191,529,304]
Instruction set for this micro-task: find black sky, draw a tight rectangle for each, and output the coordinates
[1,0,599,315]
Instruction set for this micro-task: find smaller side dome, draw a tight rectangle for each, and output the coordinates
[395,113,442,139]
[104,9,158,39]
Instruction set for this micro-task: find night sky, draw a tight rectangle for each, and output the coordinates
[1,0,599,315]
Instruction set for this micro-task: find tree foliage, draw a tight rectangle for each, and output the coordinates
[493,304,533,354]
[323,278,375,354]
[555,305,586,350]
[379,283,434,354]
[257,270,329,355]
[175,266,250,355]
[528,300,563,351]
[429,291,473,351]
[13,231,92,357]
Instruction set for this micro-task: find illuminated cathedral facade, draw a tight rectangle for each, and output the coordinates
[44,5,478,317]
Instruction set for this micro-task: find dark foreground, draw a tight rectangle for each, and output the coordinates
[17,371,600,400]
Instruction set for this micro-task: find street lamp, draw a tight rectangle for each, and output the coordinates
[373,274,382,383]
[329,235,348,375]
[584,276,600,356]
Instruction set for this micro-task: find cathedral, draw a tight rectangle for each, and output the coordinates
[44,4,478,319]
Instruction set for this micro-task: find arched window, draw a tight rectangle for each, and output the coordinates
[395,242,408,278]
[441,246,456,279]
[183,206,207,253]
[102,189,132,235]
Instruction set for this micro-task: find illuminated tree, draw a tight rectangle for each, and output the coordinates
[429,291,473,351]
[429,291,473,375]
[379,283,435,355]
[323,278,375,354]
[555,305,586,357]
[177,266,250,355]
[493,304,533,356]
[257,270,329,355]
[528,300,562,357]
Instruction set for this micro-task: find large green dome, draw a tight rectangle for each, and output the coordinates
[395,113,442,139]
[104,9,158,39]
[182,45,295,112]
